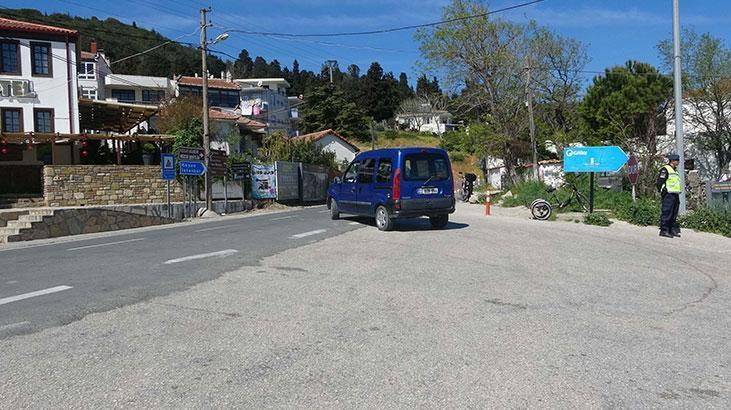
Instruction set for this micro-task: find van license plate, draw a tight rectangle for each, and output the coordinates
[417,187,438,195]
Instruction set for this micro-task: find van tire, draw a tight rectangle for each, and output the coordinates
[330,199,340,220]
[375,205,393,231]
[429,214,449,228]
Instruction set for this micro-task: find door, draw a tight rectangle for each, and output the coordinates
[356,158,376,214]
[400,152,453,211]
[338,160,360,213]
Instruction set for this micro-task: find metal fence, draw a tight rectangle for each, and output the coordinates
[274,161,329,203]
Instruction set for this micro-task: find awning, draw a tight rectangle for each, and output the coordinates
[79,99,159,133]
[0,132,175,143]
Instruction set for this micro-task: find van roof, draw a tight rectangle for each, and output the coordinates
[356,147,447,157]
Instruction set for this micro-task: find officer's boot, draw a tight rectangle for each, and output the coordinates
[672,225,681,237]
[659,228,674,238]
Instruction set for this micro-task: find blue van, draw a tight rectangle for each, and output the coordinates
[327,147,456,231]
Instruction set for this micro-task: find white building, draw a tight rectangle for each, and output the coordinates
[0,17,80,170]
[236,78,292,135]
[291,129,360,165]
[396,108,453,135]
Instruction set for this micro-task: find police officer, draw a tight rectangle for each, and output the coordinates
[657,154,682,238]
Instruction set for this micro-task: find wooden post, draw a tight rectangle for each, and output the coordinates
[51,133,57,165]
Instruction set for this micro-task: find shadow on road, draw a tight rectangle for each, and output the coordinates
[343,216,469,231]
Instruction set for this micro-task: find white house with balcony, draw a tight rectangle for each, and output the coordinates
[0,17,80,180]
[236,78,292,135]
[395,106,453,135]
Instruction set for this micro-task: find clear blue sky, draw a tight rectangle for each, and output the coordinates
[5,0,731,87]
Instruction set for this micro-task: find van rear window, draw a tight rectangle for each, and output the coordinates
[403,154,449,181]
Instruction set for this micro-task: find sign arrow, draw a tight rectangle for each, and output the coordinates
[179,160,207,176]
[563,146,629,173]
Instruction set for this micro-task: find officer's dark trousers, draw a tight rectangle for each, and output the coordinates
[660,193,680,233]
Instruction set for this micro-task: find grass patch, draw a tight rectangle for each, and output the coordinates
[679,202,731,237]
[584,212,612,227]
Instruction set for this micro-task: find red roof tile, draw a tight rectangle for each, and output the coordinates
[208,109,266,130]
[0,17,79,37]
[291,129,360,152]
[178,76,240,90]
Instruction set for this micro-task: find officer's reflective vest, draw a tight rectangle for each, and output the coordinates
[663,165,682,193]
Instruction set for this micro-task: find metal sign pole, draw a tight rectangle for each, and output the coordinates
[183,177,188,219]
[223,175,228,214]
[589,172,595,213]
[193,177,198,216]
[631,185,636,203]
[166,180,171,218]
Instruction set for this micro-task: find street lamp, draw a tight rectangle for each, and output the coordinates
[200,6,229,215]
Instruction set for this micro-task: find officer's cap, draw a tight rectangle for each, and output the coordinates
[667,154,680,161]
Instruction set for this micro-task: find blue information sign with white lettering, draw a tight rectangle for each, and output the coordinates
[563,146,629,173]
[179,160,207,176]
[161,153,176,180]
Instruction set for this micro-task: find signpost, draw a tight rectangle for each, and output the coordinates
[161,153,176,218]
[178,147,206,218]
[563,146,629,213]
[627,155,639,203]
[232,162,251,210]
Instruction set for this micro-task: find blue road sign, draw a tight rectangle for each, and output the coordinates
[563,146,629,173]
[179,160,207,176]
[161,153,176,180]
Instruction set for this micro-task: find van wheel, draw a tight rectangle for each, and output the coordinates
[375,205,393,231]
[330,199,340,220]
[429,214,449,228]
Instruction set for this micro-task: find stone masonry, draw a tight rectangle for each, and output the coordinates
[44,165,184,207]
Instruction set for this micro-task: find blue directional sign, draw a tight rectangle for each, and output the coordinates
[161,153,176,180]
[563,146,629,173]
[179,160,207,176]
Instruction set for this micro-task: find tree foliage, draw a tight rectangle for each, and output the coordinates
[580,61,673,195]
[300,85,370,141]
[258,132,337,169]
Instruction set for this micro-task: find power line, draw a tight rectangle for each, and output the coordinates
[225,0,545,38]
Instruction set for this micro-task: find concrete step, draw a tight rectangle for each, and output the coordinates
[0,227,20,236]
[28,209,54,216]
[6,220,33,229]
[18,214,45,223]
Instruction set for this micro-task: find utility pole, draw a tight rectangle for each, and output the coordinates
[525,57,538,180]
[672,0,687,213]
[325,60,337,84]
[200,7,213,213]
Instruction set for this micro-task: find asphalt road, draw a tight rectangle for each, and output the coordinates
[1,203,730,407]
[0,205,361,338]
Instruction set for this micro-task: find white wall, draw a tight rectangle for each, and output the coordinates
[0,37,79,133]
[316,134,357,164]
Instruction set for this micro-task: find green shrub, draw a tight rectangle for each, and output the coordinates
[614,199,660,226]
[142,142,156,153]
[584,212,612,227]
[449,151,466,162]
[679,202,731,237]
[501,180,550,208]
[382,129,398,139]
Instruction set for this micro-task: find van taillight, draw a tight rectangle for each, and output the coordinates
[393,168,401,200]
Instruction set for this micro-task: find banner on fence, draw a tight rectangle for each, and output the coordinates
[251,164,277,199]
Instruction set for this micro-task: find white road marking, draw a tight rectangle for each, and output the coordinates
[290,229,326,239]
[195,226,228,232]
[349,222,360,225]
[0,321,31,333]
[67,238,144,251]
[0,285,73,306]
[318,210,330,213]
[163,249,238,265]
[6,280,18,284]
[271,215,297,221]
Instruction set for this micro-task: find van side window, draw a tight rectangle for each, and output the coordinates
[343,161,360,183]
[358,158,376,184]
[376,158,392,183]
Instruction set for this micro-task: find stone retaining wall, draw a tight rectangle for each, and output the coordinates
[13,209,174,241]
[44,165,184,207]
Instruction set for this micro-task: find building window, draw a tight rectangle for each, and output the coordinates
[1,108,23,132]
[142,89,164,103]
[31,42,52,76]
[80,87,97,100]
[79,61,95,80]
[34,109,54,133]
[0,41,20,74]
[111,89,135,102]
[179,85,202,97]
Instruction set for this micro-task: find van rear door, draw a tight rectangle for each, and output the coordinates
[400,151,453,212]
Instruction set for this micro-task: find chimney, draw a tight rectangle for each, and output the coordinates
[221,71,225,79]
[194,72,198,78]
[90,40,97,54]
[226,69,232,82]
